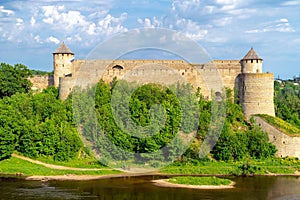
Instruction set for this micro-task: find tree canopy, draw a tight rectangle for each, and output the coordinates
[274,81,300,128]
[0,63,32,98]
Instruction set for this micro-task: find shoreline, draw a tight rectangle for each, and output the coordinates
[1,172,300,182]
[152,179,236,189]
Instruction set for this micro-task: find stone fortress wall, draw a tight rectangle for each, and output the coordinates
[58,59,242,100]
[31,43,276,120]
[254,116,300,158]
[29,75,54,91]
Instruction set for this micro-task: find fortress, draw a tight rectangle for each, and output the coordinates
[31,42,275,120]
[30,42,300,158]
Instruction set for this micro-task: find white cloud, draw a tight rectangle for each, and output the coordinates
[275,23,295,33]
[215,0,246,10]
[87,23,96,35]
[278,18,289,23]
[39,5,128,39]
[137,17,163,28]
[75,34,82,41]
[226,8,256,16]
[30,17,36,26]
[175,18,208,41]
[245,18,295,33]
[215,0,240,5]
[245,29,259,34]
[0,6,14,16]
[34,35,42,43]
[46,36,60,44]
[96,13,128,36]
[281,0,300,6]
[171,0,214,16]
[213,17,232,26]
[16,18,24,30]
[42,5,89,30]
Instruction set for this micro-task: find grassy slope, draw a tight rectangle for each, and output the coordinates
[257,114,300,136]
[0,157,120,176]
[160,158,300,175]
[33,155,108,169]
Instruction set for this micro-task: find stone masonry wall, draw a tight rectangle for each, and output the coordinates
[238,73,275,120]
[29,75,54,91]
[254,116,300,158]
[58,59,242,100]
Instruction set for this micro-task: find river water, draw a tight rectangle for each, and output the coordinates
[0,175,300,200]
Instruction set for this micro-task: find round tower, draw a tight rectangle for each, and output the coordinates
[53,42,74,87]
[238,48,275,120]
[240,47,263,73]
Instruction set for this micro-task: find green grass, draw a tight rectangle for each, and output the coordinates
[34,155,108,169]
[257,114,300,136]
[0,157,121,176]
[168,176,232,186]
[161,158,300,175]
[160,161,235,175]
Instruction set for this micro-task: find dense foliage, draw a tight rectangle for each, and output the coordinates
[0,63,32,98]
[0,87,82,161]
[274,81,300,128]
[199,90,276,161]
[71,80,276,165]
[72,80,199,165]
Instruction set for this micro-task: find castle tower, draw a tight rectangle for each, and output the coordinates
[53,42,74,87]
[240,47,263,73]
[238,48,275,120]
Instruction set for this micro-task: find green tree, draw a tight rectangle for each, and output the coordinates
[0,63,32,98]
[274,81,300,128]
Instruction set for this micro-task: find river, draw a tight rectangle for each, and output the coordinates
[0,175,300,199]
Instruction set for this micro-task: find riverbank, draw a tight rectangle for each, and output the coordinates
[161,157,300,176]
[2,154,300,182]
[0,156,120,177]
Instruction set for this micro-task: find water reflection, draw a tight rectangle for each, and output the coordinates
[0,176,300,200]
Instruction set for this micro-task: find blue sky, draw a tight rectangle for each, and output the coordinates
[0,0,299,79]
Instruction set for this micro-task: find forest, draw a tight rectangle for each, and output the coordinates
[0,62,299,166]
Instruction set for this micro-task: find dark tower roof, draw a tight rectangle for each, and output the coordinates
[53,42,74,55]
[241,47,262,61]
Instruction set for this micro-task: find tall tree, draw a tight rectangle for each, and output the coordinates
[0,63,32,98]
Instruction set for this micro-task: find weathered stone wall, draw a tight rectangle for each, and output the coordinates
[238,73,275,120]
[29,75,54,91]
[59,77,75,100]
[254,116,300,158]
[58,59,242,100]
[211,60,241,91]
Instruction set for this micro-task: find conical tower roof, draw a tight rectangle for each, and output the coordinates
[241,47,262,61]
[53,42,74,54]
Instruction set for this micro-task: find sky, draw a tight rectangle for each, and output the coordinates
[0,0,300,79]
